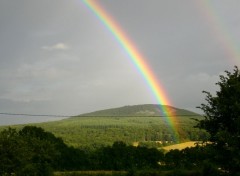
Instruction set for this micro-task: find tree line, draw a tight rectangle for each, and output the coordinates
[0,127,236,176]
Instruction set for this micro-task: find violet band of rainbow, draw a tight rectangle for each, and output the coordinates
[82,0,179,142]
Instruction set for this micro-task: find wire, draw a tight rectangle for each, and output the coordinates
[0,112,202,118]
[0,113,70,118]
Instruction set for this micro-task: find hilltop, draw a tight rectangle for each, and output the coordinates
[76,104,199,117]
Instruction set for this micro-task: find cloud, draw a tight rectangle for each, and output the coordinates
[185,72,220,84]
[42,43,69,51]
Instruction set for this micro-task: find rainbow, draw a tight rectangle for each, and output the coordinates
[82,0,179,142]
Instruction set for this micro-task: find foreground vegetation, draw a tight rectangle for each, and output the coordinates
[0,126,227,176]
[54,170,206,176]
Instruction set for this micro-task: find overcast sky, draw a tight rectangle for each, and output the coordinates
[0,0,240,124]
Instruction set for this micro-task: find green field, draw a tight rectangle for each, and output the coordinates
[162,141,199,151]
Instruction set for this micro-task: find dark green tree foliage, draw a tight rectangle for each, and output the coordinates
[197,66,240,174]
[0,126,88,175]
[93,141,164,170]
[0,126,58,175]
[164,149,183,168]
[0,128,24,175]
[164,145,216,170]
[20,126,89,171]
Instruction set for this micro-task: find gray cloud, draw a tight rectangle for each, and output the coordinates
[42,43,70,50]
[0,0,239,124]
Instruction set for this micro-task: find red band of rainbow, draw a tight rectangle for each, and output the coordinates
[82,0,179,142]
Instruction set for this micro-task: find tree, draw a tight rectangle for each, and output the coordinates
[0,126,60,175]
[19,126,89,172]
[197,66,240,174]
[0,128,25,175]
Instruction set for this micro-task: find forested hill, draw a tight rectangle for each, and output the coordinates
[1,104,205,149]
[74,104,200,117]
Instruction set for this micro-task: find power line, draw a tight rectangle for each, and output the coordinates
[77,115,202,117]
[0,112,202,118]
[0,113,70,118]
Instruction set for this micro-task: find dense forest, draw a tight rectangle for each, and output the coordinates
[32,105,206,150]
[1,67,240,176]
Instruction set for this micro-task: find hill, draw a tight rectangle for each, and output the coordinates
[1,104,207,150]
[77,104,199,117]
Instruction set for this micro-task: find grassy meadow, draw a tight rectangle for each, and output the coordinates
[162,141,199,151]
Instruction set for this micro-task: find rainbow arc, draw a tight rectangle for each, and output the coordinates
[82,0,179,142]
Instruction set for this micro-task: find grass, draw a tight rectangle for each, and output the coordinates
[54,171,127,176]
[162,141,199,151]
